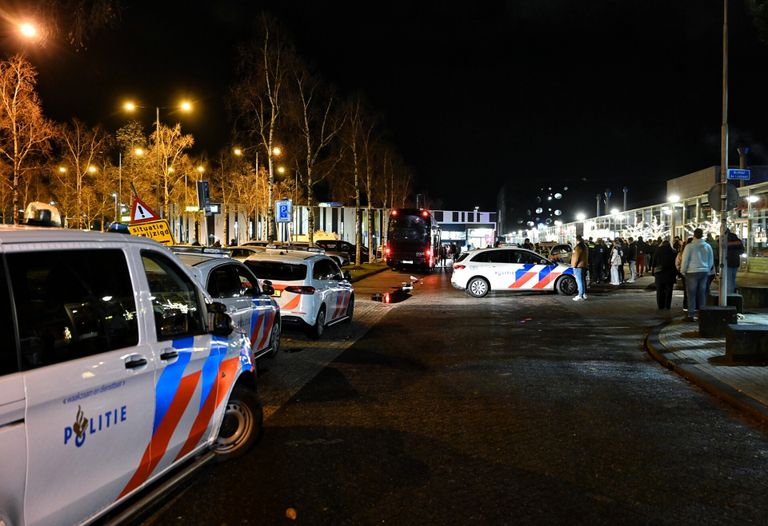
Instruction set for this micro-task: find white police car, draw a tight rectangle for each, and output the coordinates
[244,252,354,338]
[451,247,577,298]
[173,248,281,361]
[0,227,262,526]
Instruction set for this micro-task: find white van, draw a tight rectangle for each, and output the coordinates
[0,227,262,525]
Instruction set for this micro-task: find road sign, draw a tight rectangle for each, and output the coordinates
[128,219,174,245]
[275,199,292,223]
[708,183,740,212]
[130,196,159,224]
[727,168,751,181]
[197,181,210,210]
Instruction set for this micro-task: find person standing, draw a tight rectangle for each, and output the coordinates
[627,237,638,283]
[571,234,589,301]
[591,238,607,284]
[680,228,714,322]
[725,229,744,294]
[653,239,677,310]
[636,236,646,277]
[609,240,623,286]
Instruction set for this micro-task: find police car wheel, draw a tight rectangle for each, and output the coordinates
[267,320,281,358]
[308,306,326,339]
[557,276,577,296]
[214,387,262,461]
[466,277,490,298]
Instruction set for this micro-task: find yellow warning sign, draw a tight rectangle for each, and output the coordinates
[128,219,175,245]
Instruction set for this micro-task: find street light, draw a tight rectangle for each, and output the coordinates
[122,99,195,217]
[18,22,38,39]
[576,212,586,221]
[111,193,118,223]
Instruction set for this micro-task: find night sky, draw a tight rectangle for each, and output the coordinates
[4,0,768,219]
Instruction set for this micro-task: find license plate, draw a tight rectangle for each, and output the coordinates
[402,260,413,264]
[272,290,282,297]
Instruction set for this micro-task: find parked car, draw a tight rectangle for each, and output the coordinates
[451,247,577,298]
[173,249,281,360]
[315,239,370,263]
[0,227,262,526]
[243,252,354,338]
[227,245,268,261]
[264,241,350,267]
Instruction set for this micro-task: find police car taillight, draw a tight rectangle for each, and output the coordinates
[453,264,466,270]
[385,247,391,256]
[285,286,316,294]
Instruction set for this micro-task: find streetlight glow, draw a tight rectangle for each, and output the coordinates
[180,101,193,112]
[272,146,282,156]
[196,165,205,173]
[277,166,286,174]
[19,22,38,39]
[576,212,586,221]
[134,147,144,156]
[233,147,242,156]
[668,194,680,203]
[87,165,98,174]
[123,101,137,112]
[58,166,67,173]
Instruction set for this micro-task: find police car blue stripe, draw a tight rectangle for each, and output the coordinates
[515,264,535,281]
[198,340,227,411]
[538,265,554,281]
[153,342,193,435]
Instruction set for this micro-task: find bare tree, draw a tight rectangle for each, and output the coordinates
[0,55,54,223]
[341,96,370,265]
[55,118,110,228]
[148,123,194,222]
[290,68,344,243]
[24,0,120,50]
[232,14,295,241]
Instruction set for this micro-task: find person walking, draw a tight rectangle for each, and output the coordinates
[680,228,714,322]
[653,239,677,310]
[725,229,744,294]
[591,238,608,284]
[609,240,623,286]
[571,234,589,301]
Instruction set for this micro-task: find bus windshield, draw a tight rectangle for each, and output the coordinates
[388,215,429,242]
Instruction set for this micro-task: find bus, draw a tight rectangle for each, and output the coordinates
[385,208,441,271]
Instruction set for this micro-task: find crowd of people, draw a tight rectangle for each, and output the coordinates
[577,231,744,320]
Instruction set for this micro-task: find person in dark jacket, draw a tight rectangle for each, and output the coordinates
[653,239,678,310]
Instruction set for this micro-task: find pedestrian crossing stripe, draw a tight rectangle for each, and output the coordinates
[130,196,160,224]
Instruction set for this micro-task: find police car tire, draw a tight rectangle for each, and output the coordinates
[557,276,577,296]
[213,387,263,461]
[267,319,281,358]
[308,306,326,339]
[466,277,490,298]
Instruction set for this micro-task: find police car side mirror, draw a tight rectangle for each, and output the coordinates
[261,279,275,296]
[208,301,234,337]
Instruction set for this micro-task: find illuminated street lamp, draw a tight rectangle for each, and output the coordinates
[58,166,67,174]
[122,99,195,217]
[134,147,144,156]
[18,22,38,39]
[87,165,98,174]
[575,212,586,221]
[277,165,286,175]
[233,147,243,156]
[272,146,282,157]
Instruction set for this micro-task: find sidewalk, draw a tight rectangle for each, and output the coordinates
[645,311,768,425]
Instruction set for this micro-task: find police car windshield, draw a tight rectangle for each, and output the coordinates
[245,260,307,281]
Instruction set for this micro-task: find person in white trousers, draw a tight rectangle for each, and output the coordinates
[610,240,623,285]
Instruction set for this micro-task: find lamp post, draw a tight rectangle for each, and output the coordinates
[717,0,729,306]
[122,99,193,218]
[111,193,118,223]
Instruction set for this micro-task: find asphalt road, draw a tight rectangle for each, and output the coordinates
[144,269,768,525]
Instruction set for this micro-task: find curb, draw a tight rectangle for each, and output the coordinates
[349,265,390,283]
[644,323,768,426]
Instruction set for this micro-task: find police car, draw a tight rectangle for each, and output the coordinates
[0,227,262,526]
[451,247,577,298]
[243,252,354,338]
[173,248,281,361]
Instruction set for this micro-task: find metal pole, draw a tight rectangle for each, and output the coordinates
[595,194,600,217]
[718,0,729,306]
[118,152,122,220]
[156,107,163,218]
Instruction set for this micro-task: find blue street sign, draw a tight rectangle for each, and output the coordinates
[275,199,292,223]
[727,168,751,181]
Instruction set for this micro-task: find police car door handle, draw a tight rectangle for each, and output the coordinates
[124,356,148,369]
[160,349,179,361]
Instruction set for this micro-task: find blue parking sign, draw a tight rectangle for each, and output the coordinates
[275,199,292,222]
